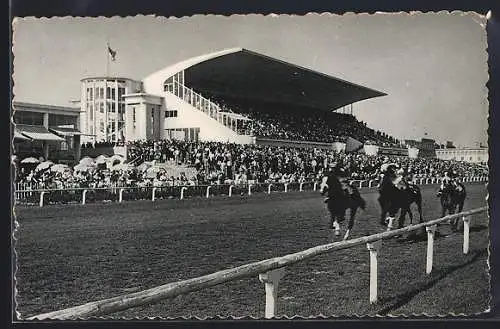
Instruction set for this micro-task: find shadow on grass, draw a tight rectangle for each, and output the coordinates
[376,247,488,316]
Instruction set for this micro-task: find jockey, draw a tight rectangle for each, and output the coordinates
[437,170,454,196]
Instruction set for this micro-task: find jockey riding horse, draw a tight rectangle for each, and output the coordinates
[437,170,466,231]
[320,165,366,240]
[378,163,424,230]
[378,163,402,230]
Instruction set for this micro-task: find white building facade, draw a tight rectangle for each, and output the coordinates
[435,148,488,164]
[80,77,142,143]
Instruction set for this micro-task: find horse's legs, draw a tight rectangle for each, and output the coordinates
[398,207,409,229]
[344,207,357,240]
[332,217,341,236]
[417,200,424,223]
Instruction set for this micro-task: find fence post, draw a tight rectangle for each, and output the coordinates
[181,187,188,200]
[152,188,157,202]
[206,186,212,198]
[82,189,87,205]
[426,224,437,274]
[313,182,318,191]
[248,184,252,196]
[259,268,286,319]
[119,189,124,203]
[366,240,382,304]
[359,181,363,189]
[368,180,373,188]
[39,191,46,208]
[268,184,273,195]
[463,216,471,254]
[229,185,234,197]
[299,182,304,192]
[284,183,288,193]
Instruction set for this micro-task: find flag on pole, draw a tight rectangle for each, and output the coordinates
[107,44,117,61]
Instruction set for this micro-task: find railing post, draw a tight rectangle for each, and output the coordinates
[39,191,46,208]
[119,188,124,203]
[82,189,88,205]
[229,185,234,197]
[206,186,212,198]
[152,187,157,202]
[180,187,188,200]
[248,184,252,196]
[284,183,288,193]
[426,224,437,274]
[366,240,382,304]
[259,268,285,319]
[463,216,471,254]
[359,181,363,189]
[368,180,373,188]
[299,182,304,192]
[313,182,318,191]
[268,184,273,195]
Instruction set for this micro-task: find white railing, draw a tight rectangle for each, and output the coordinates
[27,206,487,320]
[167,83,252,135]
[14,176,489,208]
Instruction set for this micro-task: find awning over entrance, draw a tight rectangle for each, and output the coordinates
[13,129,30,140]
[49,126,82,137]
[16,124,65,141]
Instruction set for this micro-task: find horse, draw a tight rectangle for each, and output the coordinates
[438,180,466,231]
[320,174,367,240]
[378,175,424,230]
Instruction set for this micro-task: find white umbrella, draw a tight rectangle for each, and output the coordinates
[95,155,109,164]
[74,163,96,172]
[79,156,95,165]
[35,160,54,171]
[137,162,152,172]
[111,163,135,171]
[96,157,108,165]
[145,166,164,178]
[50,164,70,173]
[109,154,124,163]
[21,157,40,164]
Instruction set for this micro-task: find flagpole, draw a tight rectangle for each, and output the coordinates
[106,41,110,77]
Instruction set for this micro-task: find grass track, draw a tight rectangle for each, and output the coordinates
[14,183,489,318]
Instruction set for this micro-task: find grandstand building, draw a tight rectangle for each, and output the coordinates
[12,101,82,163]
[80,48,395,151]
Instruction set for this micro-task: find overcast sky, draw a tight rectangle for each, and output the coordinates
[12,13,488,147]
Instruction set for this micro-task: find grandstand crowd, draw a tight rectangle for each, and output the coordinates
[14,139,488,191]
[209,95,401,146]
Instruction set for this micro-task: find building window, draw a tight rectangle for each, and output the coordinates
[89,103,93,121]
[165,110,178,118]
[14,111,45,126]
[100,121,104,133]
[132,107,136,122]
[111,88,116,100]
[49,114,77,127]
[111,102,116,113]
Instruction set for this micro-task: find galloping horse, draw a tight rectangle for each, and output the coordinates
[378,168,424,230]
[437,180,466,231]
[320,172,366,240]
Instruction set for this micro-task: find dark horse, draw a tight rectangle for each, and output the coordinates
[438,180,466,231]
[320,174,367,240]
[379,175,424,230]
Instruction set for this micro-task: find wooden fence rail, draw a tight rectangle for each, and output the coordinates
[15,176,488,208]
[27,206,487,320]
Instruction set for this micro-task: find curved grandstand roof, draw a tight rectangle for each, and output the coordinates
[143,48,387,111]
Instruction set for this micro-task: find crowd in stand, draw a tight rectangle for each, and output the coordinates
[208,95,400,146]
[16,138,487,193]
